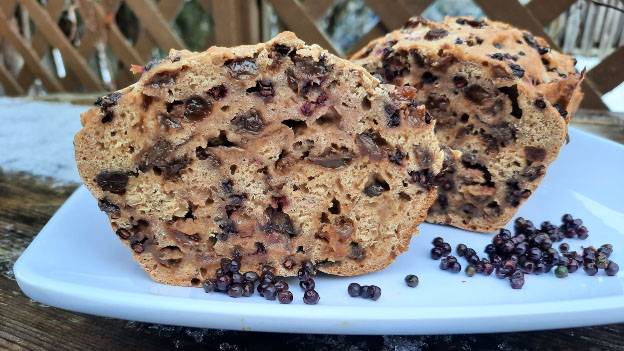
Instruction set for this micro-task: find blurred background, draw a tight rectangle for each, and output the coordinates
[0,0,622,110]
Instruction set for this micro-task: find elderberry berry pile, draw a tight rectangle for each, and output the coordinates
[203,258,321,304]
[346,283,382,301]
[297,261,320,304]
[430,214,619,289]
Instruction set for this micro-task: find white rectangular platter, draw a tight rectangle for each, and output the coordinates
[14,127,624,334]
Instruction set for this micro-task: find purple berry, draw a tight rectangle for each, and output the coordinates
[300,278,315,291]
[303,289,320,304]
[606,261,619,276]
[348,283,361,297]
[202,279,216,293]
[278,290,293,304]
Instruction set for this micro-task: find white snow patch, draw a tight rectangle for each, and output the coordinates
[575,56,624,112]
[0,98,86,183]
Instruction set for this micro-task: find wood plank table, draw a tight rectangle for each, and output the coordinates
[1,99,623,350]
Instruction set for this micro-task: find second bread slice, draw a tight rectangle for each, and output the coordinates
[350,17,583,233]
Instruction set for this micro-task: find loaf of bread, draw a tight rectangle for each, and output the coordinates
[75,32,443,286]
[350,17,584,232]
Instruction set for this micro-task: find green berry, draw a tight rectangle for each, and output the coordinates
[595,253,609,269]
[554,265,568,278]
[465,264,476,277]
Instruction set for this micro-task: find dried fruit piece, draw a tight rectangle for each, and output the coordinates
[96,171,130,194]
[184,96,212,121]
[308,146,355,169]
[146,70,178,88]
[356,130,390,161]
[231,109,265,134]
[424,28,448,40]
[246,80,275,100]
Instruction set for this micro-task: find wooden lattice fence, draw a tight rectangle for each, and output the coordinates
[0,0,622,110]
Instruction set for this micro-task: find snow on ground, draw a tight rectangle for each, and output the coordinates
[0,98,85,184]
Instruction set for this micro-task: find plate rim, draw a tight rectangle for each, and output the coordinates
[14,250,624,334]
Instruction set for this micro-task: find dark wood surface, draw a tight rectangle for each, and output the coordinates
[1,109,624,350]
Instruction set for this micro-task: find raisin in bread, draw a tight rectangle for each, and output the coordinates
[75,32,444,286]
[350,17,584,233]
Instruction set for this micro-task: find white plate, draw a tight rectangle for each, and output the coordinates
[14,127,624,334]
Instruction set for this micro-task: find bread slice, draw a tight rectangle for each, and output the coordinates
[75,32,443,286]
[350,17,583,233]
